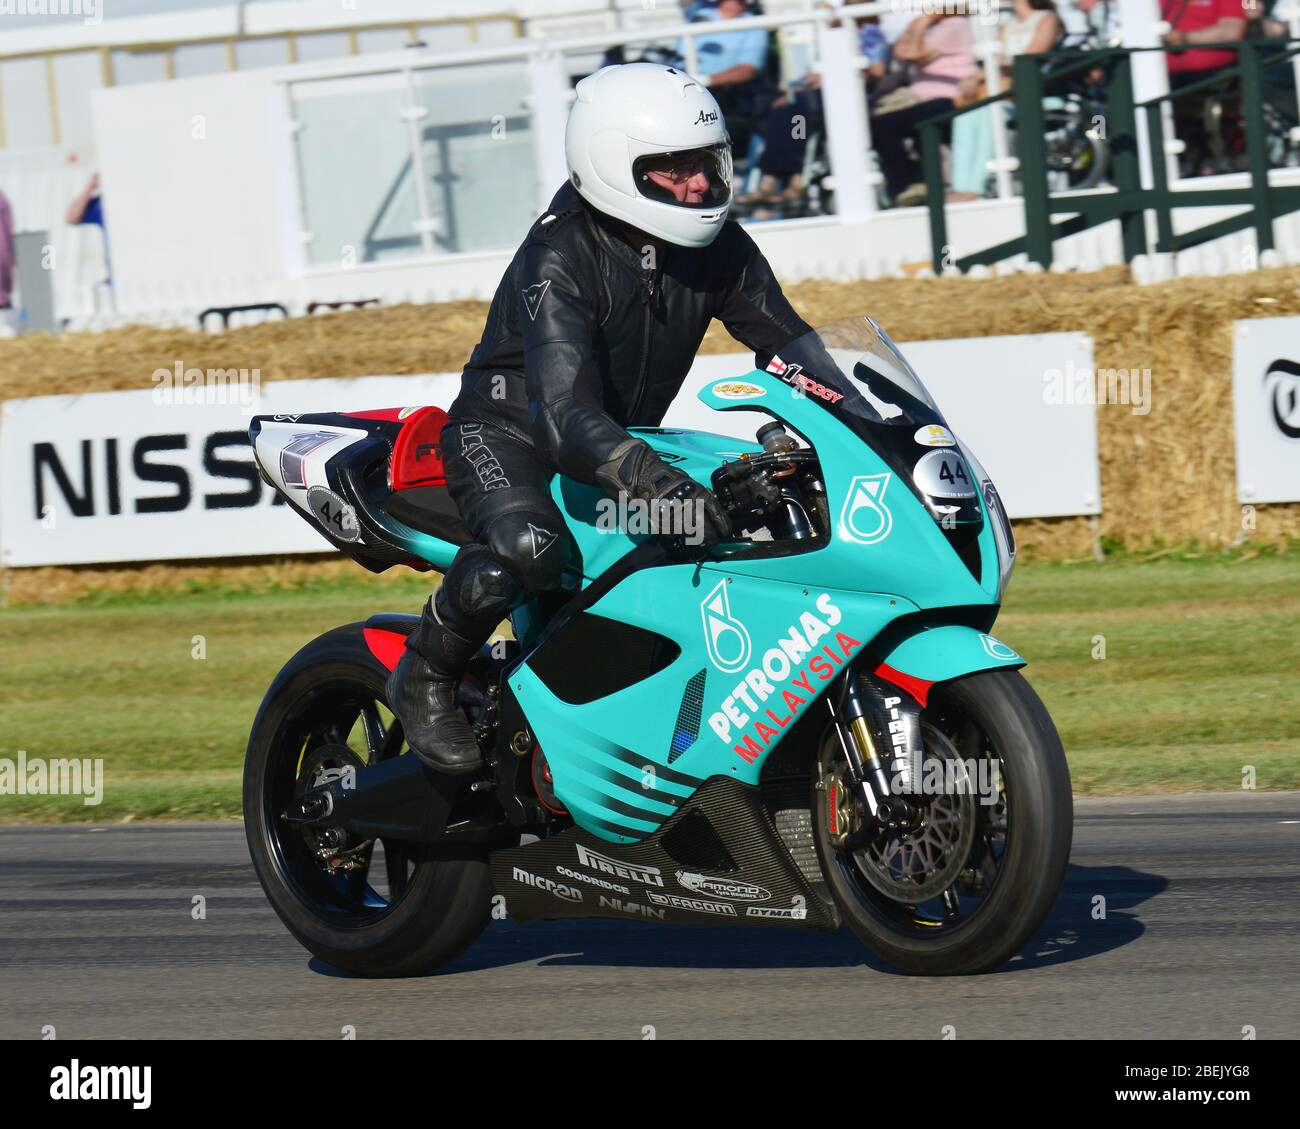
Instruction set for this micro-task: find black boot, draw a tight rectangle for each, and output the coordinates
[386,595,487,775]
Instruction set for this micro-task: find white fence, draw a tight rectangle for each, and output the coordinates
[6,0,1300,334]
[0,0,834,154]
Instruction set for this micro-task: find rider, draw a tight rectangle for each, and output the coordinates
[387,62,811,773]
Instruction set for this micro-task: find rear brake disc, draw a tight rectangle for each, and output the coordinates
[294,743,368,864]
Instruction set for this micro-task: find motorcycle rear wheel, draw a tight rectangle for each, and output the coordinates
[244,627,492,977]
[814,668,1072,975]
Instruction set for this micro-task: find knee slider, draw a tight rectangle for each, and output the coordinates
[439,543,523,623]
[482,509,567,595]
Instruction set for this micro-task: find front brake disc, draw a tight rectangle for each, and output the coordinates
[851,725,978,904]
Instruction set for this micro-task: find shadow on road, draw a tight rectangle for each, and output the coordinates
[994,863,1167,975]
[309,862,1167,978]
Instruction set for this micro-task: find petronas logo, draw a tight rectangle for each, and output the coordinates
[700,579,751,673]
[840,473,893,544]
[979,634,1021,661]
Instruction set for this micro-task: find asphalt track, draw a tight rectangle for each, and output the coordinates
[2,791,1297,1040]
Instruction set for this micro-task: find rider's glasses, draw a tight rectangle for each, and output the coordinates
[632,143,732,209]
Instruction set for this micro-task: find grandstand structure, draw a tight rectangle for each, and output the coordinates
[2,0,1300,334]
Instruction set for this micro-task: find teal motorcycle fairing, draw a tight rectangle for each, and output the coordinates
[508,573,908,842]
[506,320,1025,843]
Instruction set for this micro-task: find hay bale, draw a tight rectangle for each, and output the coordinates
[2,265,1297,601]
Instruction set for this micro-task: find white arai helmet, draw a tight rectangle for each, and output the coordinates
[565,62,733,248]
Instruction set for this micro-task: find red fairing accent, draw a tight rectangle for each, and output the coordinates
[873,662,934,708]
[531,746,570,816]
[364,627,409,672]
[344,408,411,421]
[390,405,450,491]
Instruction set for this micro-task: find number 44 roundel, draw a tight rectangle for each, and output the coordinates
[307,485,361,543]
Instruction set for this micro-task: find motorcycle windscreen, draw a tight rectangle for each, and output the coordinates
[765,316,948,430]
[762,316,989,556]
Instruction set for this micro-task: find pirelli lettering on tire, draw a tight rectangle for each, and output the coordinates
[646,889,738,916]
[575,844,665,887]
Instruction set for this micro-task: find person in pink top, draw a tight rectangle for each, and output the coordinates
[0,190,14,315]
[871,14,977,206]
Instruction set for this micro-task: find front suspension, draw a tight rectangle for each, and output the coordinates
[824,667,927,845]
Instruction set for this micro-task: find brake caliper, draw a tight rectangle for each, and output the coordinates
[823,767,859,850]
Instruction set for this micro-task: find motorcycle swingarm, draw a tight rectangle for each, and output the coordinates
[282,755,510,847]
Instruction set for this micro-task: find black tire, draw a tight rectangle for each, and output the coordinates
[243,624,493,977]
[815,668,1072,975]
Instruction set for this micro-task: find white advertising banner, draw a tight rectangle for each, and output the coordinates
[0,374,460,568]
[672,333,1101,521]
[1232,317,1300,504]
[0,333,1099,568]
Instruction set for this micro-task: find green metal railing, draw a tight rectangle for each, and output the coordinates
[919,39,1300,274]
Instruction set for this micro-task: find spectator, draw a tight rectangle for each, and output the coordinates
[740,16,888,211]
[66,170,111,284]
[0,189,14,330]
[682,0,768,92]
[1254,0,1291,38]
[856,15,892,89]
[66,170,104,228]
[680,0,772,151]
[879,4,922,45]
[1064,0,1119,43]
[1160,0,1248,172]
[949,0,1063,201]
[1250,0,1297,134]
[1161,0,1247,74]
[871,14,978,207]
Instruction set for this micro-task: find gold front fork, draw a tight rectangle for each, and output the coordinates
[849,715,880,764]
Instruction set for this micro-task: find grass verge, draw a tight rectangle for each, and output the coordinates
[0,556,1295,821]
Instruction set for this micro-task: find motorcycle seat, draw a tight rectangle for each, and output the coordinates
[383,487,473,546]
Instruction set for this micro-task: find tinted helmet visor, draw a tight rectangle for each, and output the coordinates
[633,143,732,210]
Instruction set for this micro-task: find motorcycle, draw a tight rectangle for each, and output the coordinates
[1035,34,1111,193]
[242,315,1072,977]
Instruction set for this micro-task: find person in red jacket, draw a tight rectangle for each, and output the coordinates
[1160,0,1248,174]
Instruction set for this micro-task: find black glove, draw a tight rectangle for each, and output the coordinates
[595,439,732,546]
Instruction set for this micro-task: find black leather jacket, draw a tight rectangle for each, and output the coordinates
[449,182,810,486]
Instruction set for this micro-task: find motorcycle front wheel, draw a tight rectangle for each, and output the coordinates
[814,668,1072,975]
